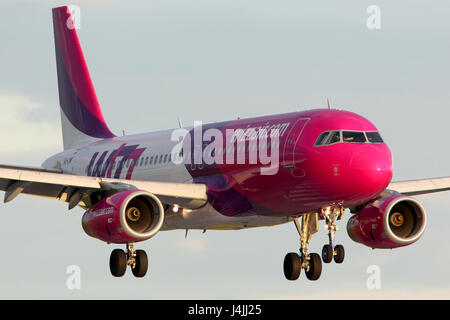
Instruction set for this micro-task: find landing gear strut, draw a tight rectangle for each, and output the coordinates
[283,205,347,281]
[109,243,148,278]
[321,206,345,264]
[283,212,322,281]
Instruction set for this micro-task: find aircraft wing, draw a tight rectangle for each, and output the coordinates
[0,164,208,210]
[387,177,450,196]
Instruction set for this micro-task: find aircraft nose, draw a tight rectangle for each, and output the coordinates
[348,145,393,197]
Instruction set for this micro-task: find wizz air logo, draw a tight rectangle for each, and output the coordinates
[86,143,146,179]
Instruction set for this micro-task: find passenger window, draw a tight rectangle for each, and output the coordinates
[366,132,384,143]
[315,131,330,146]
[343,131,367,143]
[326,131,341,144]
[145,157,148,165]
[163,154,168,163]
[149,156,153,165]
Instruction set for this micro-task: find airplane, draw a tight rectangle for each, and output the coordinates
[1,5,448,280]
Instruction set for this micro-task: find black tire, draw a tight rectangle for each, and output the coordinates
[132,250,148,278]
[110,249,127,277]
[283,252,301,281]
[321,244,333,263]
[305,253,322,281]
[334,245,345,264]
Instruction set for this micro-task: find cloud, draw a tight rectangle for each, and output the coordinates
[0,93,60,156]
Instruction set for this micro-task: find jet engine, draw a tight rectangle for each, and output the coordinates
[82,189,164,243]
[347,192,427,249]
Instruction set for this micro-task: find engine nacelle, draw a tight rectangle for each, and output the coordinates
[82,190,164,243]
[347,192,427,249]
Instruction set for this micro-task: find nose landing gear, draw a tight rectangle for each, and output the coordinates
[321,206,345,264]
[109,243,148,278]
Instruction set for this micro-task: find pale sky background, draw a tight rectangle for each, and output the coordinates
[0,0,449,299]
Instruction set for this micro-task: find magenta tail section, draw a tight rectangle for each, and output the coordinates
[52,6,115,149]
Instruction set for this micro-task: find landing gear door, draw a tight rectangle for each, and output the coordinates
[282,118,310,169]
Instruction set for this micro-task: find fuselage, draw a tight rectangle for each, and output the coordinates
[42,109,393,230]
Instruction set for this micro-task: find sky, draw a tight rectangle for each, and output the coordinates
[0,0,450,299]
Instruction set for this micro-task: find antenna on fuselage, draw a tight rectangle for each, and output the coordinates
[177,117,183,128]
[327,98,331,110]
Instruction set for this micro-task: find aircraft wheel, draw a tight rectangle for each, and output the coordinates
[305,253,322,281]
[132,249,148,278]
[110,249,127,277]
[283,252,301,281]
[321,244,333,263]
[334,245,345,264]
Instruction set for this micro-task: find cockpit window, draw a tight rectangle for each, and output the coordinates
[342,131,367,143]
[314,130,384,146]
[314,131,330,146]
[326,131,341,144]
[366,131,384,143]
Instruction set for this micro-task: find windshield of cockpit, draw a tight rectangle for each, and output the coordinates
[314,131,384,146]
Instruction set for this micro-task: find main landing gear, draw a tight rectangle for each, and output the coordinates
[283,205,346,281]
[109,243,148,278]
[284,212,322,281]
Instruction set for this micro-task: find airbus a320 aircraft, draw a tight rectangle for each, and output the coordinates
[1,6,448,280]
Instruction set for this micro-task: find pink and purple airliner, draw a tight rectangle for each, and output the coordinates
[1,6,446,280]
